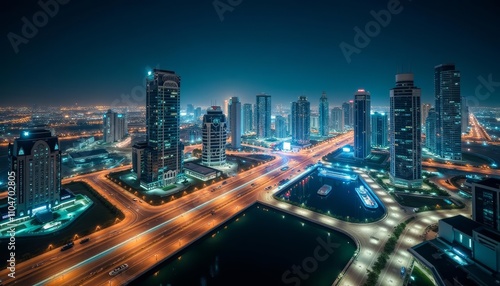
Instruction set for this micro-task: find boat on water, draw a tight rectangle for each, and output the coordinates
[109,263,129,276]
[317,184,332,196]
[318,169,358,181]
[355,186,378,209]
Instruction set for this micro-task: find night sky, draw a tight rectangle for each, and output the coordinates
[2,0,500,108]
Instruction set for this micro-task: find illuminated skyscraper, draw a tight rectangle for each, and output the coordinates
[421,103,431,127]
[319,92,329,136]
[275,115,287,138]
[8,129,61,216]
[202,106,227,166]
[229,97,241,149]
[354,89,371,159]
[371,112,388,148]
[331,107,344,132]
[291,96,311,145]
[256,94,271,138]
[434,64,462,160]
[342,101,351,127]
[103,109,127,143]
[390,73,422,188]
[425,108,436,151]
[243,103,253,134]
[142,69,183,189]
[472,178,500,231]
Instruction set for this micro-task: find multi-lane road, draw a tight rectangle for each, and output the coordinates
[0,130,472,285]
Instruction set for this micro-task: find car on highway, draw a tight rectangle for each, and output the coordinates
[109,263,129,276]
[80,237,90,244]
[265,186,272,190]
[61,242,74,251]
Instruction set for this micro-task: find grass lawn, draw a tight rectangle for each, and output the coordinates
[162,184,177,191]
[409,264,436,286]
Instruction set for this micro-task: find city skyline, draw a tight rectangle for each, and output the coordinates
[3,2,500,286]
[2,1,500,107]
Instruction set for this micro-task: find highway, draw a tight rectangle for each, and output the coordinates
[0,135,304,285]
[0,130,472,286]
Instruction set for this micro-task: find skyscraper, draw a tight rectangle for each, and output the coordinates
[390,73,422,188]
[461,96,469,134]
[310,113,319,130]
[103,109,127,143]
[256,94,271,139]
[331,107,344,132]
[275,115,287,138]
[8,129,61,216]
[342,102,351,127]
[291,96,311,145]
[202,106,227,166]
[425,108,436,151]
[142,69,183,189]
[421,103,431,127]
[472,178,500,231]
[434,64,462,160]
[354,89,371,159]
[319,92,329,136]
[186,104,194,116]
[242,103,253,134]
[194,107,202,120]
[229,97,241,149]
[132,141,147,179]
[223,99,229,116]
[371,112,388,148]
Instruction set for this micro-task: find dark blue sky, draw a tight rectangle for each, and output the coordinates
[2,0,500,108]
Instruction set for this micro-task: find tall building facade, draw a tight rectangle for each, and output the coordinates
[390,73,422,188]
[256,94,271,138]
[202,106,227,166]
[342,101,351,127]
[229,97,241,149]
[461,96,469,133]
[331,107,344,132]
[103,109,127,143]
[242,103,253,134]
[434,64,462,160]
[194,107,202,120]
[132,141,147,179]
[142,69,183,189]
[275,115,287,138]
[371,112,388,148]
[291,96,311,145]
[354,89,371,159]
[425,108,436,151]
[310,113,319,130]
[472,178,500,231]
[8,129,61,216]
[421,103,431,127]
[319,92,329,136]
